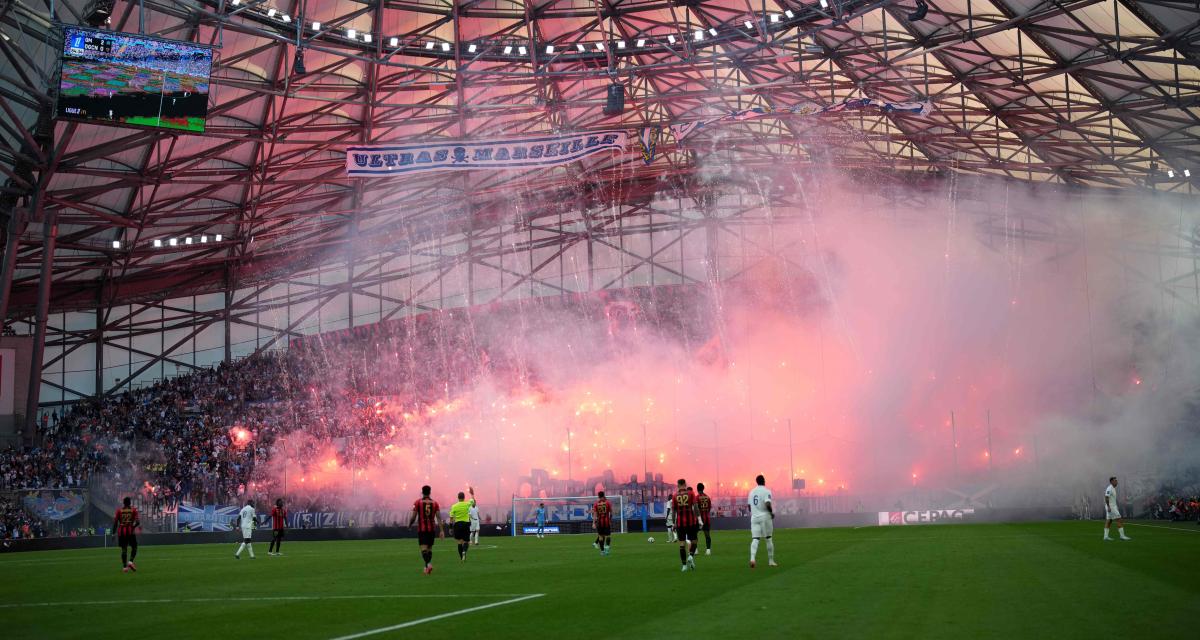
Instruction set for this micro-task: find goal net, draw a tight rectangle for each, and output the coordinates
[510,495,627,536]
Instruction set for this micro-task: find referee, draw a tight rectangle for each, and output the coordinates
[449,487,475,562]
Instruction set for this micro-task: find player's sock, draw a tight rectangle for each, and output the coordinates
[462,543,468,560]
[1103,526,1111,539]
[235,542,245,557]
[750,538,759,562]
[421,549,432,566]
[1118,527,1130,539]
[766,538,775,563]
[247,543,255,559]
[679,546,687,566]
[121,550,127,567]
[690,541,698,557]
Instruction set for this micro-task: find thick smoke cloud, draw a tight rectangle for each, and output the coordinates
[264,174,1200,513]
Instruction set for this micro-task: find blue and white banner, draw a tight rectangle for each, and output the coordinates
[666,98,933,142]
[178,504,240,532]
[347,130,628,177]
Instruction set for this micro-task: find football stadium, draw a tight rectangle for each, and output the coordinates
[1,0,1199,638]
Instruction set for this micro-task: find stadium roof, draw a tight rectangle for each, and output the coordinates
[2,0,1200,316]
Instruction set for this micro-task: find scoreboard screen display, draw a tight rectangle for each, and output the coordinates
[57,26,213,133]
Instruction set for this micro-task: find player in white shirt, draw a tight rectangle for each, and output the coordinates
[234,499,257,559]
[748,474,777,568]
[664,499,677,543]
[1103,476,1131,541]
[469,502,481,545]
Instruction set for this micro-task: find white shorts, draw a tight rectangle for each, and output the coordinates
[751,514,773,539]
[470,522,480,532]
[241,527,254,539]
[1106,509,1122,521]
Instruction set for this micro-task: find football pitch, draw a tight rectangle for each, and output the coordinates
[1,520,1196,639]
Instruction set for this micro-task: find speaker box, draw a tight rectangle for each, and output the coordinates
[603,83,624,115]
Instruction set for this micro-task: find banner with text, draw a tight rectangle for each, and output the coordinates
[347,131,627,177]
[878,508,976,526]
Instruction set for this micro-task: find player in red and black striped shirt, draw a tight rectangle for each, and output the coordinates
[408,485,443,574]
[672,479,701,571]
[696,482,713,556]
[268,498,286,556]
[113,496,140,573]
[592,491,613,556]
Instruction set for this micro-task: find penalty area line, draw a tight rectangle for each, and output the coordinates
[327,593,546,640]
[1125,523,1200,534]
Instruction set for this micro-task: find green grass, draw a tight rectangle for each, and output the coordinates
[1,520,1197,639]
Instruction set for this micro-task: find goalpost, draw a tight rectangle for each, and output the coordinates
[510,495,627,537]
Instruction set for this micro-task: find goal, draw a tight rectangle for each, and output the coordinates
[510,495,627,536]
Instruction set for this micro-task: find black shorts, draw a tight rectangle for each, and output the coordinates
[701,520,711,533]
[678,525,699,541]
[272,529,284,539]
[596,524,611,537]
[117,533,135,548]
[452,521,471,541]
[417,531,436,547]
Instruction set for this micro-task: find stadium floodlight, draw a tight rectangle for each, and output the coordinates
[546,44,555,54]
[1187,169,1193,177]
[215,234,223,242]
[346,28,357,39]
[744,20,754,29]
[281,14,290,23]
[168,238,178,247]
[595,42,605,51]
[503,45,513,54]
[441,42,450,52]
[231,0,240,5]
[389,37,398,47]
[1169,170,1176,178]
[511,495,627,537]
[111,240,121,249]
[636,38,646,47]
[426,41,435,50]
[820,0,829,7]
[616,40,626,49]
[468,43,477,53]
[518,45,527,55]
[362,33,372,43]
[785,9,795,18]
[185,237,193,245]
[577,43,587,52]
[311,21,320,30]
[200,235,208,243]
[770,13,781,23]
[153,239,162,248]
[694,30,704,41]
[708,27,718,36]
[667,34,676,44]
[267,8,276,18]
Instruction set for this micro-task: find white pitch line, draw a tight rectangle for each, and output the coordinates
[1125,523,1200,534]
[327,593,546,640]
[0,594,538,609]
